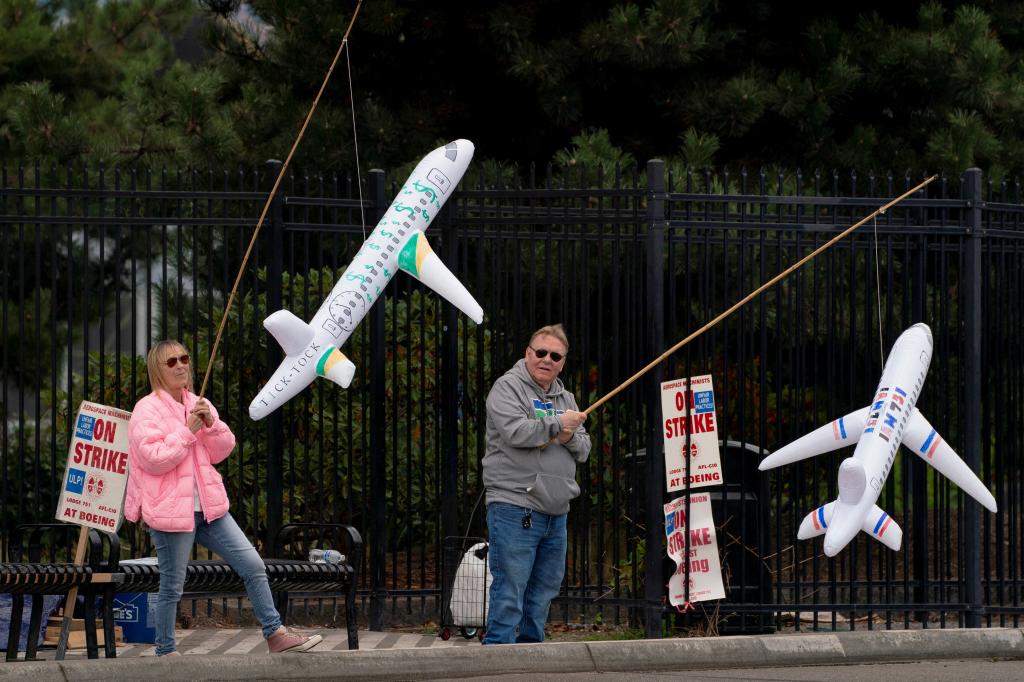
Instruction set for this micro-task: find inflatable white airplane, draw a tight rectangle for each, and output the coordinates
[759,323,997,556]
[248,140,484,420]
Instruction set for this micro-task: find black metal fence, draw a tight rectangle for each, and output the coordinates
[2,159,1022,635]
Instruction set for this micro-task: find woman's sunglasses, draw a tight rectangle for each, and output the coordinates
[165,354,190,368]
[529,346,565,363]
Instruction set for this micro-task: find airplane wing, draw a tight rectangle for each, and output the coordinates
[903,409,998,512]
[397,232,483,323]
[797,501,903,551]
[758,406,870,471]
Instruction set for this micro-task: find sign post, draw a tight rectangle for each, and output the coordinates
[53,401,131,659]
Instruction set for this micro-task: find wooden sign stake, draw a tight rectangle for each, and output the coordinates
[54,525,89,660]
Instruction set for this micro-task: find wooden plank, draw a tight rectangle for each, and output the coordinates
[43,619,122,648]
[88,573,118,584]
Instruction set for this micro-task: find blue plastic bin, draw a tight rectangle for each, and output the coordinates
[113,592,157,643]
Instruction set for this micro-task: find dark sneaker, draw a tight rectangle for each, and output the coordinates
[267,626,323,653]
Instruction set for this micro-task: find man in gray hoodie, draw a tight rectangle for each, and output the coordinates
[481,324,591,644]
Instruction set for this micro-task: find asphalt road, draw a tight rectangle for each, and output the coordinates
[452,659,1024,681]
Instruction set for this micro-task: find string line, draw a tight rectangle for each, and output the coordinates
[873,214,885,367]
[345,38,366,241]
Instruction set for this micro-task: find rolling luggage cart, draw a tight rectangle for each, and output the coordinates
[438,536,490,641]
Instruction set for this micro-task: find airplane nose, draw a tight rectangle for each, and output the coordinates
[913,322,933,345]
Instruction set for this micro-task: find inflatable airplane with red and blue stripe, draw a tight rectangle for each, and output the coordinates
[758,323,997,556]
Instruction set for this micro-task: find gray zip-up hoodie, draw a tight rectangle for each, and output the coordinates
[482,359,591,515]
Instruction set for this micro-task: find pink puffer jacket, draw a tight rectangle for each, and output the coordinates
[125,389,236,532]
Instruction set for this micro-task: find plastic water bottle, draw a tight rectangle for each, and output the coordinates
[308,548,345,564]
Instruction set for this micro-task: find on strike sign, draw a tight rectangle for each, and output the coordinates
[664,493,726,605]
[55,401,131,532]
[661,375,722,492]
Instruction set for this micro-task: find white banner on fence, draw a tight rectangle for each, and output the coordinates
[55,401,131,532]
[664,492,726,605]
[661,374,722,492]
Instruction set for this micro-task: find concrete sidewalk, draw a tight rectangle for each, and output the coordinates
[13,627,480,659]
[2,627,1023,680]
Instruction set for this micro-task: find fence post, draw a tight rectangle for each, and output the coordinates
[910,191,928,620]
[644,159,666,638]
[440,203,460,547]
[265,159,284,552]
[367,168,388,631]
[963,167,984,628]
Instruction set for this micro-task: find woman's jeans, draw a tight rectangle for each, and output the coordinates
[483,502,567,644]
[149,512,281,655]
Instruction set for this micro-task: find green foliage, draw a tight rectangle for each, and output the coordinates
[0,420,63,531]
[676,127,720,169]
[553,129,636,181]
[926,109,1000,173]
[0,0,216,166]
[6,2,1024,176]
[1,286,60,388]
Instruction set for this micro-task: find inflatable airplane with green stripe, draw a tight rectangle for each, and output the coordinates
[248,140,484,420]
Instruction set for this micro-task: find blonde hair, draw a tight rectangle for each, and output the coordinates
[528,324,569,352]
[146,340,193,394]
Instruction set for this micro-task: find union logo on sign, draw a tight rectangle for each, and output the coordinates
[66,468,86,494]
[86,475,105,498]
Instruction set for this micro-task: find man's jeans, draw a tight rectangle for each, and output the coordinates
[483,502,566,644]
[149,512,281,655]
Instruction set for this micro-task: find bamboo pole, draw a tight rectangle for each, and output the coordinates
[544,174,937,448]
[197,1,364,399]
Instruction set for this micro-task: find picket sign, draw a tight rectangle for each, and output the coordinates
[52,401,131,659]
[660,375,722,493]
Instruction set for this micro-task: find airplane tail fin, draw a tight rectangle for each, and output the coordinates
[862,506,903,551]
[797,502,835,540]
[398,232,483,323]
[797,501,903,551]
[264,309,314,356]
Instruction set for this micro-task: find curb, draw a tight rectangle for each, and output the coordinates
[3,628,1023,681]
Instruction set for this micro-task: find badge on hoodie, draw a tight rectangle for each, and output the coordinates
[532,398,553,418]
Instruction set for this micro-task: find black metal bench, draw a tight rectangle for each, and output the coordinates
[112,522,362,651]
[2,524,122,661]
[2,522,362,660]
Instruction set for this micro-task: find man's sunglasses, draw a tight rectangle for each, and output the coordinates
[529,346,565,363]
[165,354,190,368]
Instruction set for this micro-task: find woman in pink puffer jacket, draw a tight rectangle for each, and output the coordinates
[125,339,321,656]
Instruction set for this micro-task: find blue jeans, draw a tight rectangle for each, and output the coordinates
[149,512,281,655]
[483,502,566,644]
